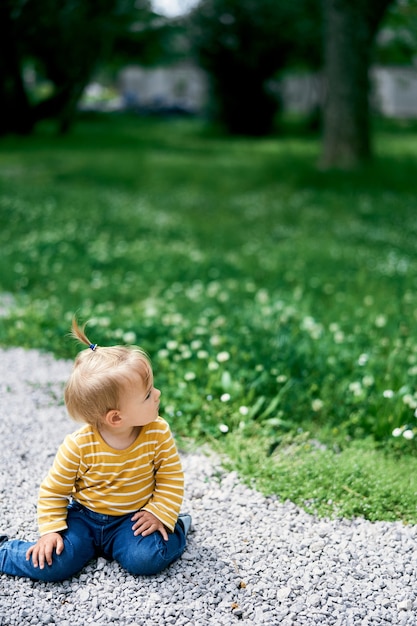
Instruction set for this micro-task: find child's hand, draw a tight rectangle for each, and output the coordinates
[131,510,169,541]
[26,532,64,569]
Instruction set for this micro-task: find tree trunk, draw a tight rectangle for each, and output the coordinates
[0,4,33,135]
[320,0,393,169]
[214,72,279,136]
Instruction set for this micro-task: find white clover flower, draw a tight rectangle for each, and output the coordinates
[349,382,362,396]
[256,289,269,303]
[301,316,323,339]
[302,316,316,330]
[392,427,403,437]
[219,424,229,433]
[216,351,230,363]
[311,399,324,412]
[210,335,222,346]
[191,340,202,350]
[157,349,169,359]
[166,340,178,350]
[213,316,226,328]
[123,331,137,343]
[334,331,345,344]
[362,375,374,387]
[220,393,231,402]
[276,375,288,384]
[403,429,414,440]
[184,372,196,382]
[239,406,249,416]
[311,328,323,340]
[208,361,219,371]
[358,353,369,366]
[197,350,209,359]
[375,315,387,328]
[207,281,220,296]
[144,303,158,317]
[402,394,417,409]
[383,389,394,398]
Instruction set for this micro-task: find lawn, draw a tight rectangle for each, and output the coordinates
[1,113,417,522]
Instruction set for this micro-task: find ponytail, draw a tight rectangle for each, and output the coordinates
[71,317,97,351]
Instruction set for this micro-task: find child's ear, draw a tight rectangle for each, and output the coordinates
[105,410,122,427]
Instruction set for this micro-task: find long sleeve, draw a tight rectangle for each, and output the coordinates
[37,435,80,535]
[141,422,184,532]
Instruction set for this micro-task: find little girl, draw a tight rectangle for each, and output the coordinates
[0,319,191,581]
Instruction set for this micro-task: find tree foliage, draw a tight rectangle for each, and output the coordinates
[0,0,154,135]
[187,0,322,136]
[375,0,417,65]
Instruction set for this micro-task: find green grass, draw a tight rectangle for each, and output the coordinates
[1,112,417,522]
[220,435,417,522]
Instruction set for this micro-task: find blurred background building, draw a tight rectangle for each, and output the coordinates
[84,64,417,119]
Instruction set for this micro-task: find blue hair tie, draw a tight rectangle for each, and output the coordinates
[89,343,97,351]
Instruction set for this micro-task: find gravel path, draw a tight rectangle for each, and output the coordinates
[0,347,416,626]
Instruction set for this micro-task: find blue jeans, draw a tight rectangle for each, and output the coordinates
[0,501,186,582]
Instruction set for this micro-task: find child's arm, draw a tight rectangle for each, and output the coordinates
[137,419,184,532]
[37,434,80,536]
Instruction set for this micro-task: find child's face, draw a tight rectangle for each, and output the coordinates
[118,374,161,428]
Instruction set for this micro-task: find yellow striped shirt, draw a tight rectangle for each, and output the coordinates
[38,417,184,535]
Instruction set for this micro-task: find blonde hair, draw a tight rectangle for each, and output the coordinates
[64,318,152,427]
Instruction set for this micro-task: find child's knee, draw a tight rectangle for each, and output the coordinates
[122,541,167,576]
[119,532,185,576]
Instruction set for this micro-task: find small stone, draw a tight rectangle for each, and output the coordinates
[165,607,176,617]
[277,586,292,600]
[397,599,413,611]
[149,592,162,602]
[78,589,90,603]
[310,541,326,552]
[307,594,321,607]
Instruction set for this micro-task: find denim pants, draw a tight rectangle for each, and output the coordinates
[0,501,186,582]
